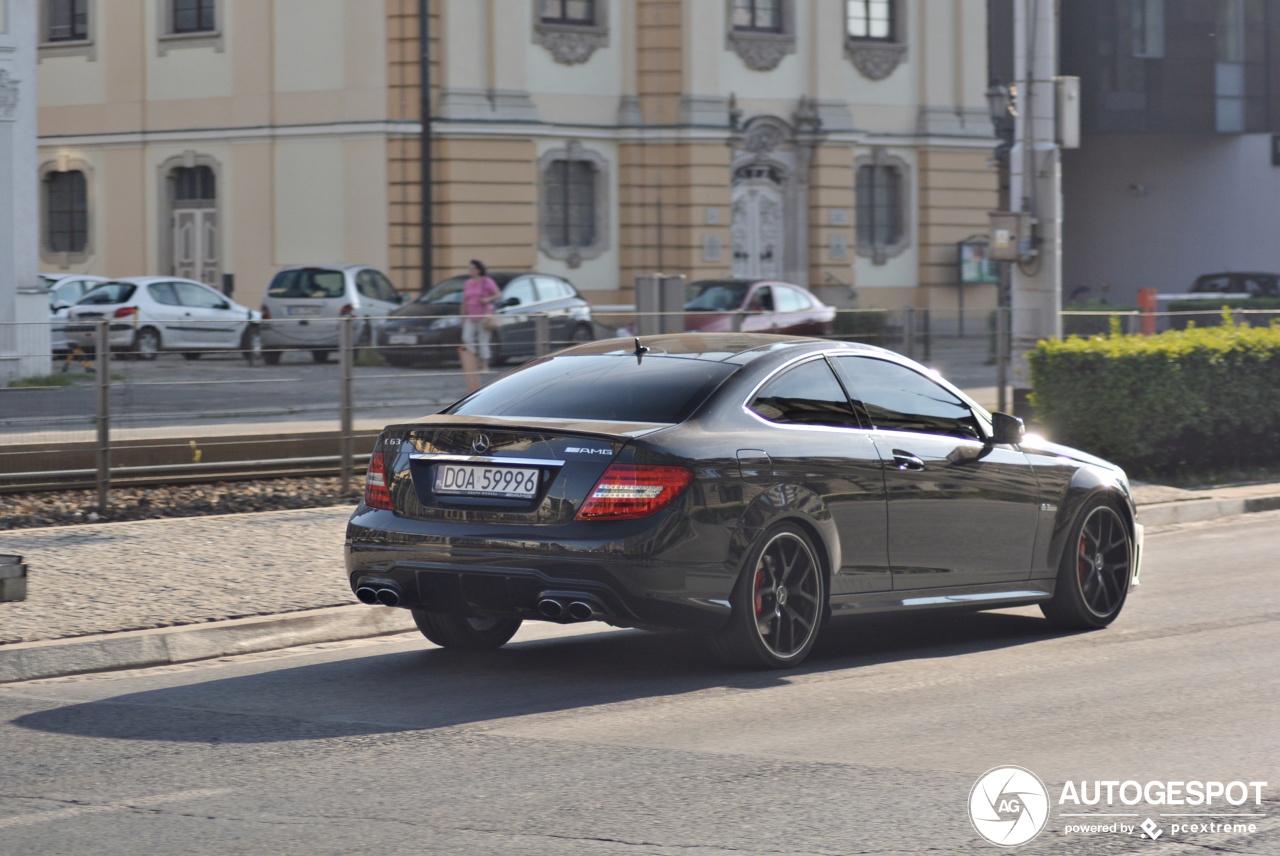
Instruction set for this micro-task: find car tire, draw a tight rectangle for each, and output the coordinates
[411,610,522,651]
[570,323,593,345]
[241,326,263,366]
[181,352,202,361]
[131,328,161,361]
[711,523,826,669]
[262,350,282,366]
[311,350,331,364]
[1041,499,1133,630]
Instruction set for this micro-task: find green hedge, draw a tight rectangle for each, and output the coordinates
[1028,314,1280,476]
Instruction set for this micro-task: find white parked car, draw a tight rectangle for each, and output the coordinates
[260,265,404,364]
[64,276,262,362]
[40,273,109,353]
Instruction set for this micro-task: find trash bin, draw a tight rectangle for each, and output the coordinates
[0,555,28,602]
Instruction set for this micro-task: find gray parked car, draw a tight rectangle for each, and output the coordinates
[260,265,404,364]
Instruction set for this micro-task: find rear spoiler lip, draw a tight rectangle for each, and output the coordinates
[378,415,672,440]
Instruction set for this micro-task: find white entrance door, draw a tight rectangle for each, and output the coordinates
[731,177,783,279]
[172,209,220,286]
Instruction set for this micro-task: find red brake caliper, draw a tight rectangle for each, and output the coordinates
[754,570,765,615]
[1078,536,1089,582]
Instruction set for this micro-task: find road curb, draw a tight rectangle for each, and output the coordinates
[1137,494,1280,527]
[0,604,415,684]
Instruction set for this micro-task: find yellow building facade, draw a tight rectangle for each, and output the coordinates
[37,0,999,313]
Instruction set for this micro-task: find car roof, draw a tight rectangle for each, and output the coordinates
[93,276,210,286]
[562,333,886,365]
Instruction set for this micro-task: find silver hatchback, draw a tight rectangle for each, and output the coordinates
[260,265,404,364]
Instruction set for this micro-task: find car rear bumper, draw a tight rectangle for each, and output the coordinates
[261,322,339,349]
[344,507,735,631]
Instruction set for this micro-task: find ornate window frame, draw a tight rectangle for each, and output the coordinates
[854,149,910,265]
[38,0,96,62]
[725,0,795,72]
[157,0,224,56]
[537,141,609,268]
[845,0,907,81]
[39,156,95,267]
[532,0,608,66]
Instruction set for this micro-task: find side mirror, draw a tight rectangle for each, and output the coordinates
[52,301,70,312]
[502,296,521,308]
[991,411,1025,445]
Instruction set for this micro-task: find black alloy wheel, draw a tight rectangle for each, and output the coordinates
[713,523,826,669]
[412,609,523,651]
[1042,502,1132,629]
[311,350,331,364]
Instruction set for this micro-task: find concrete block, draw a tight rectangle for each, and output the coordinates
[0,555,27,602]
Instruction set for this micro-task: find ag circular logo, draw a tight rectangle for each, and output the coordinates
[969,766,1050,847]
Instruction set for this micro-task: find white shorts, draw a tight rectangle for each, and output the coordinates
[460,317,493,361]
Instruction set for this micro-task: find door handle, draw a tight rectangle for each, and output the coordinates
[892,450,925,471]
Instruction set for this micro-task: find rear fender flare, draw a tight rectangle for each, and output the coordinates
[728,483,840,591]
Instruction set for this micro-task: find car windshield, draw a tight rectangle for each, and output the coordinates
[414,276,468,305]
[268,269,346,299]
[78,283,137,305]
[447,354,738,423]
[686,281,748,312]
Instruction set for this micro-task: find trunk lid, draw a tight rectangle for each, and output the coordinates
[379,416,668,524]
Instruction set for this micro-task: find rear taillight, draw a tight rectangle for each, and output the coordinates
[340,304,355,317]
[260,304,271,320]
[576,464,693,521]
[113,307,137,319]
[364,448,393,510]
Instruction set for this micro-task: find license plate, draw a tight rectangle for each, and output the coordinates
[434,464,539,499]
[286,305,325,317]
[388,334,417,346]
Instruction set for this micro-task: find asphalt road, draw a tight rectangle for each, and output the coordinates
[1,511,1276,855]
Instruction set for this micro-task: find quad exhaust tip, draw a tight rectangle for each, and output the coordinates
[537,594,606,622]
[356,581,401,607]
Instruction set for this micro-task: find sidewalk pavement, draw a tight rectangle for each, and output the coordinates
[2,481,1279,685]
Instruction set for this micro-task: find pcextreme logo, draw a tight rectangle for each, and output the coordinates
[969,766,1051,847]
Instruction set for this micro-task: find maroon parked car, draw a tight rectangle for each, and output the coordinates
[684,279,835,336]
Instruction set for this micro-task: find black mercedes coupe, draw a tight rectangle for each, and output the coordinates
[345,334,1144,669]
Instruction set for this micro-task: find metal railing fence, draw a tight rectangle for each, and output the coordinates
[2,304,1277,502]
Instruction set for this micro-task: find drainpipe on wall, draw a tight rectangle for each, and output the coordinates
[419,0,434,293]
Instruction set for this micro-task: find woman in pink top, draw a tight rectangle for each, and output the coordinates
[459,259,500,392]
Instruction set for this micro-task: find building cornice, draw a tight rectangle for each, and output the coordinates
[39,119,1001,151]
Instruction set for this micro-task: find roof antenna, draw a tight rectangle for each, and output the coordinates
[633,337,649,364]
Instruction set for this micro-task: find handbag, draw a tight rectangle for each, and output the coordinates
[482,313,501,332]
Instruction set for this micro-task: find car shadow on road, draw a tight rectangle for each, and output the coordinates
[13,608,1063,745]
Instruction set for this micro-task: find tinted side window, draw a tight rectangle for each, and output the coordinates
[835,356,981,439]
[175,281,225,309]
[148,282,181,306]
[502,277,538,308]
[535,276,570,301]
[372,271,399,302]
[748,286,774,311]
[774,286,810,312]
[356,270,379,299]
[750,359,860,428]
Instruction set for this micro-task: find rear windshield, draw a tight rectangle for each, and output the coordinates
[447,355,738,424]
[78,283,137,305]
[268,269,346,299]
